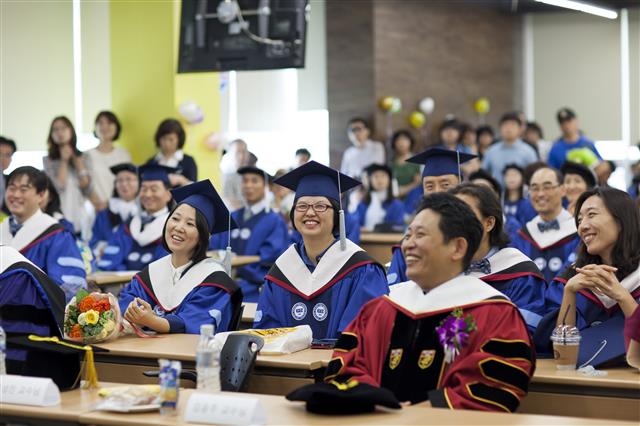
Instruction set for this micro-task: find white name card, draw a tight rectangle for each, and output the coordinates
[184,392,266,425]
[0,375,61,406]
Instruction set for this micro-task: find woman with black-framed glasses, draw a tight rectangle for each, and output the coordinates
[253,161,388,340]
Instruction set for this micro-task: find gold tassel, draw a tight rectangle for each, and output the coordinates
[28,335,99,389]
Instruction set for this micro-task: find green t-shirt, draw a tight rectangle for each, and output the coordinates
[392,160,421,186]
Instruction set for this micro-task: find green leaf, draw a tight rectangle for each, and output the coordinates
[75,289,90,303]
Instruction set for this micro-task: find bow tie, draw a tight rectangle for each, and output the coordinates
[139,214,155,230]
[8,216,22,237]
[537,219,560,233]
[465,258,491,275]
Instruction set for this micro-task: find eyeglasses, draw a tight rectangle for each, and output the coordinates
[294,202,333,213]
[349,126,365,133]
[529,184,560,193]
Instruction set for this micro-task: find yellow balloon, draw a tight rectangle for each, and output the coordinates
[474,97,490,115]
[379,96,394,111]
[409,111,426,128]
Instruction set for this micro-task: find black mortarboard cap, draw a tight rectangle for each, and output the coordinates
[286,381,401,414]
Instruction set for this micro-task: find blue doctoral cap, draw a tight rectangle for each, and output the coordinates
[109,162,137,176]
[577,315,625,368]
[407,148,477,178]
[170,180,237,235]
[138,164,176,186]
[273,160,361,203]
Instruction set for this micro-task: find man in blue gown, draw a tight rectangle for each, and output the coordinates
[387,148,477,285]
[510,167,580,282]
[1,167,86,301]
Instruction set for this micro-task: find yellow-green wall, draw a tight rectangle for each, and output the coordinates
[109,0,221,185]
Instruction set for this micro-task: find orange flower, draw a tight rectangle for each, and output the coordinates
[70,324,82,339]
[94,299,111,313]
[78,296,95,313]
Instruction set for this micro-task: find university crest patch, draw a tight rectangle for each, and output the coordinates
[418,349,436,369]
[389,348,403,370]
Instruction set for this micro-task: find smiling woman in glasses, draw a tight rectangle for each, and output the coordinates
[253,161,389,340]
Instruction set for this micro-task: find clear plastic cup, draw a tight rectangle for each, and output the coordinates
[550,325,581,370]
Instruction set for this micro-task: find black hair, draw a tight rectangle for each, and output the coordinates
[449,183,510,249]
[364,167,395,205]
[0,136,17,153]
[289,198,340,236]
[7,166,48,193]
[468,169,502,198]
[390,129,416,152]
[42,175,63,216]
[415,192,483,270]
[295,148,311,158]
[476,125,494,139]
[347,117,369,130]
[47,116,80,160]
[94,110,122,141]
[499,112,523,127]
[162,204,210,263]
[155,118,186,149]
[111,169,140,198]
[526,121,544,139]
[573,187,640,281]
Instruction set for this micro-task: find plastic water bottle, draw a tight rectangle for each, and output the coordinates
[0,323,6,375]
[196,324,221,392]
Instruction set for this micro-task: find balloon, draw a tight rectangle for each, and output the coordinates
[567,148,599,167]
[379,96,395,112]
[409,111,426,129]
[178,100,204,124]
[389,97,402,114]
[474,97,490,115]
[203,132,222,151]
[418,97,435,115]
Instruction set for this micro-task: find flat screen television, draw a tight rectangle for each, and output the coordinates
[178,0,308,73]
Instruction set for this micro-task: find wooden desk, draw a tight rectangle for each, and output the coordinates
[91,335,640,421]
[3,385,637,426]
[94,335,332,395]
[359,232,403,265]
[521,359,640,421]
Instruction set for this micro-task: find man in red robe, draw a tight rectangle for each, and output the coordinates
[289,193,535,413]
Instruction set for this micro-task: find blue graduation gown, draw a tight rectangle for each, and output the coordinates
[118,256,242,334]
[515,199,537,226]
[208,207,289,303]
[1,211,87,301]
[464,247,547,333]
[254,240,388,339]
[97,212,169,272]
[90,208,121,254]
[534,264,640,355]
[1,246,66,368]
[403,185,423,216]
[355,199,405,231]
[509,211,580,283]
[386,245,406,286]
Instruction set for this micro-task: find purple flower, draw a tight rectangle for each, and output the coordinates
[436,309,477,363]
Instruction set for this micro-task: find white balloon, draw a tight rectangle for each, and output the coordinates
[178,100,204,124]
[419,97,435,115]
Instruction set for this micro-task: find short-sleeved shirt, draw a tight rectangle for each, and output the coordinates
[392,160,420,187]
[547,135,602,169]
[482,139,538,186]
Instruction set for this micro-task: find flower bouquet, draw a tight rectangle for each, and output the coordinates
[63,289,122,343]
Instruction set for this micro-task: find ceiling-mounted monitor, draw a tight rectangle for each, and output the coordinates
[178,0,309,73]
